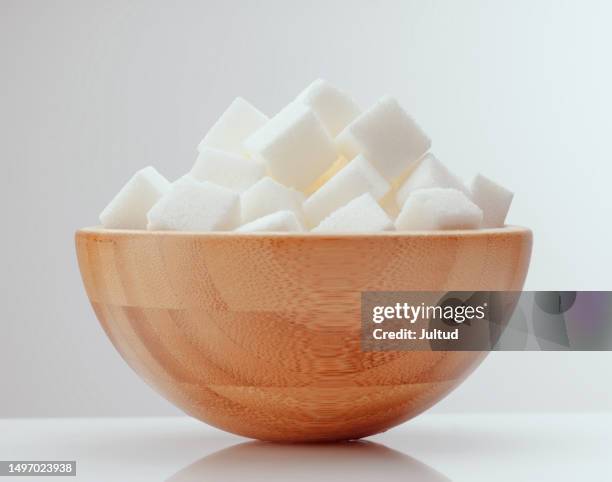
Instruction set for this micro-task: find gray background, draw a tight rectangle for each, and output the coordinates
[1,0,611,417]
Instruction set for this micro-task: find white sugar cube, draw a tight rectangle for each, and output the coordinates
[312,193,393,233]
[396,153,468,207]
[147,177,239,231]
[244,103,338,191]
[99,166,170,229]
[337,96,431,181]
[198,97,268,156]
[241,177,305,224]
[190,147,265,192]
[303,154,390,227]
[395,188,482,231]
[295,79,361,137]
[470,174,513,227]
[235,210,304,233]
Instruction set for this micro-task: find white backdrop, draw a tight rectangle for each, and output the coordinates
[1,0,611,417]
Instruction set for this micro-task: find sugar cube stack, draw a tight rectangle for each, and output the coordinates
[98,79,515,233]
[470,174,514,228]
[295,79,361,137]
[303,154,390,227]
[240,177,305,225]
[236,210,304,233]
[244,102,337,191]
[99,166,170,229]
[396,153,469,207]
[147,176,240,231]
[395,188,483,231]
[337,96,431,181]
[190,147,264,192]
[312,193,393,233]
[198,97,268,156]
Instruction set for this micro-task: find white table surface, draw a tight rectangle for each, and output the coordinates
[1,414,610,481]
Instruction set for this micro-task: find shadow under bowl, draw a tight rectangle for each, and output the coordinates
[75,227,532,442]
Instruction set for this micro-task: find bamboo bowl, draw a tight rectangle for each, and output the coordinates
[75,226,532,442]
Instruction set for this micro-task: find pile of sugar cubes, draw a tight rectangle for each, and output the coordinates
[99,80,513,233]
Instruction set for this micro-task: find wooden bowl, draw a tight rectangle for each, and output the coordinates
[75,227,532,442]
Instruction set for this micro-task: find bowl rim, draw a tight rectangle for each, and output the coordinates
[76,225,531,239]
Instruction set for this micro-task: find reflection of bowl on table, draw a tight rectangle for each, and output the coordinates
[167,441,450,482]
[75,226,532,442]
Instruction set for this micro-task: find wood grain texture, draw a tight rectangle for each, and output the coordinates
[75,227,532,442]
